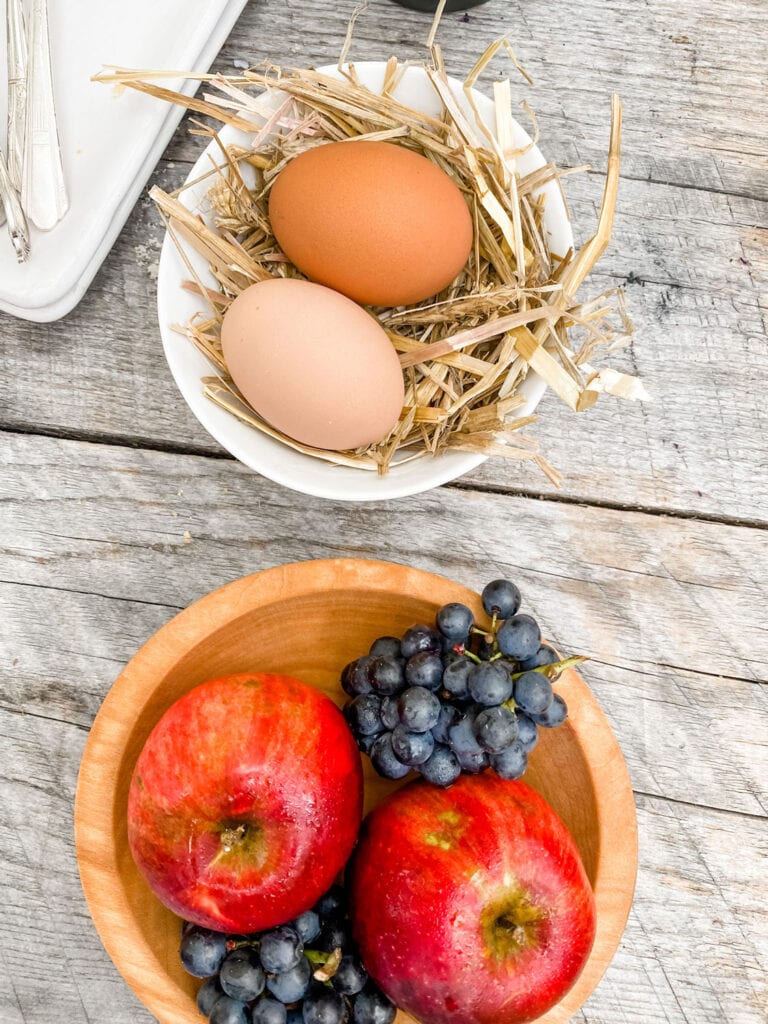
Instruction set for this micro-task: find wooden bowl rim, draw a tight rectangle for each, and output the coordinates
[74,558,638,1024]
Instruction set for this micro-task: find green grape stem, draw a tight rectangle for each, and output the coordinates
[512,655,589,681]
[308,946,343,982]
[501,655,587,713]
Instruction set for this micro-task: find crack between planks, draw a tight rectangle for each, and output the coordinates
[0,703,91,733]
[632,788,767,822]
[2,434,767,535]
[447,478,768,531]
[587,655,765,688]
[585,166,767,205]
[0,421,233,461]
[0,576,184,612]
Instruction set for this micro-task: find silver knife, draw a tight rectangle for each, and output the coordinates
[0,147,31,262]
[22,0,69,231]
[7,0,28,193]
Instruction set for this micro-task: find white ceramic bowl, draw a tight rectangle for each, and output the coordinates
[156,62,573,501]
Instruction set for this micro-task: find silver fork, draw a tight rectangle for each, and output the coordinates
[22,0,69,231]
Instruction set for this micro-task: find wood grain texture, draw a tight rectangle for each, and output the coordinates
[1,432,766,1023]
[1,3,767,1024]
[1,431,767,818]
[0,0,766,520]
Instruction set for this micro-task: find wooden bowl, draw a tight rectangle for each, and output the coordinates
[75,559,637,1024]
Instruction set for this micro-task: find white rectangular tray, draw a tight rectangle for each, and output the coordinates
[0,0,248,322]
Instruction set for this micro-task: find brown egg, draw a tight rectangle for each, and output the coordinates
[268,141,473,307]
[220,278,405,451]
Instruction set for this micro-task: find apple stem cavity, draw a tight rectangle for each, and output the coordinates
[209,821,264,871]
[481,888,546,961]
[221,823,248,852]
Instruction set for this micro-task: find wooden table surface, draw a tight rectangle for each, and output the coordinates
[1,1,766,1022]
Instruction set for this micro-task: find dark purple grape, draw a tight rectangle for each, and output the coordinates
[442,658,471,699]
[211,996,250,1024]
[380,695,400,731]
[221,948,266,1002]
[286,1010,304,1024]
[431,702,458,745]
[531,693,568,727]
[371,733,410,780]
[345,694,383,737]
[401,624,441,658]
[197,976,224,1016]
[418,744,461,787]
[341,657,374,696]
[491,741,528,780]
[515,712,539,751]
[291,909,321,944]
[391,724,434,765]
[473,705,519,754]
[352,985,396,1024]
[369,636,402,658]
[468,661,513,705]
[481,580,522,619]
[259,926,303,975]
[448,710,484,758]
[314,884,346,918]
[265,956,312,1003]
[514,671,554,716]
[331,955,368,995]
[303,987,346,1024]
[398,686,441,732]
[497,614,541,661]
[520,644,558,670]
[368,655,405,696]
[316,919,353,953]
[436,602,474,640]
[355,733,378,756]
[454,746,489,774]
[404,651,444,691]
[180,926,228,978]
[252,998,288,1024]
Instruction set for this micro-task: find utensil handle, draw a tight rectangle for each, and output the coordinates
[22,0,69,231]
[0,148,31,262]
[7,0,28,192]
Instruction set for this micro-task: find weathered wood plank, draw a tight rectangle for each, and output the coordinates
[1,0,766,520]
[1,431,766,819]
[2,708,765,1024]
[213,0,768,201]
[1,163,765,521]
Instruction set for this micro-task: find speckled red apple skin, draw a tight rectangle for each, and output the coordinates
[349,775,596,1024]
[127,673,363,933]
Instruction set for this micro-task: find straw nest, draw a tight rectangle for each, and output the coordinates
[95,2,645,481]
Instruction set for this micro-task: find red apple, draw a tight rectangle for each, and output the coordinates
[127,672,363,933]
[348,774,596,1024]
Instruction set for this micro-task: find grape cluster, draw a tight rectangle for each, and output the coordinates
[342,579,571,787]
[180,885,395,1024]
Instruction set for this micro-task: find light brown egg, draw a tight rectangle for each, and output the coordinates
[268,141,473,307]
[220,278,405,451]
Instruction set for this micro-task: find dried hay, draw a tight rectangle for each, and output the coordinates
[94,2,645,480]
